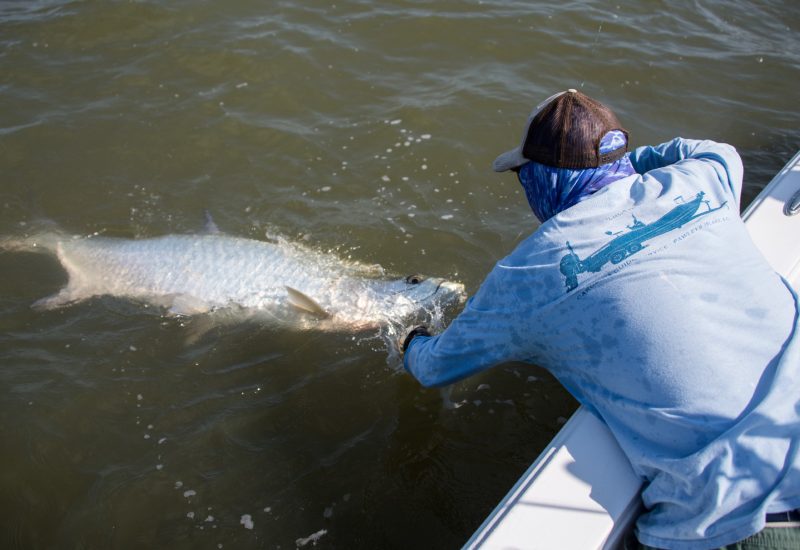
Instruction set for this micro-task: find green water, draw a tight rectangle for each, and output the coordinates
[1,1,799,548]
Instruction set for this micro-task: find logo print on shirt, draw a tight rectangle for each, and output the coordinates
[559,192,728,292]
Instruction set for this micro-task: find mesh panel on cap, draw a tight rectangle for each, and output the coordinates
[521,91,627,169]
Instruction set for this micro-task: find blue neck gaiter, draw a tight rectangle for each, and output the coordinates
[517,130,635,223]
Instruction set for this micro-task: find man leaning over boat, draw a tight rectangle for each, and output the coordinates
[401,89,800,549]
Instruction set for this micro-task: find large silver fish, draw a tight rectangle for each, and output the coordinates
[3,231,466,331]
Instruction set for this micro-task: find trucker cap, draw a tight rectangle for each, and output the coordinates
[492,89,628,172]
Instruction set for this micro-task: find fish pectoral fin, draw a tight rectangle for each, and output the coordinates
[183,315,218,346]
[167,294,211,316]
[285,286,329,318]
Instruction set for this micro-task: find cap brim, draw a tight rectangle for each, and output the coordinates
[492,146,528,172]
[492,90,573,173]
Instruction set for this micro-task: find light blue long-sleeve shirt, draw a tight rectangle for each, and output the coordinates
[404,139,800,549]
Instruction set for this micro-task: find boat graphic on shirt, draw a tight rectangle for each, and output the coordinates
[559,191,728,292]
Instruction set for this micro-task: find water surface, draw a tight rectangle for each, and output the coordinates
[1,1,799,548]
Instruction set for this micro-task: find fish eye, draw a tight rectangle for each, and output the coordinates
[405,274,425,285]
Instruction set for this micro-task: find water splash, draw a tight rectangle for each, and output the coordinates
[374,293,458,370]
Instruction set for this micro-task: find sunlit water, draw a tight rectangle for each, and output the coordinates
[1,1,799,548]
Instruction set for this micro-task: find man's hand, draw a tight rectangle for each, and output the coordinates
[400,325,431,353]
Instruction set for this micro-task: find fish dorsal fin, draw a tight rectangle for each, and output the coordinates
[285,286,329,318]
[203,210,221,234]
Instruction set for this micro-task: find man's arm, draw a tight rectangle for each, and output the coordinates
[403,269,527,387]
[628,138,744,207]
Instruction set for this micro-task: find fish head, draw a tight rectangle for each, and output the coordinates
[376,274,466,323]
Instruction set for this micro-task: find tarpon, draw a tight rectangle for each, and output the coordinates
[2,230,466,331]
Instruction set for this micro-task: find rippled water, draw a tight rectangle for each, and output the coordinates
[1,1,799,548]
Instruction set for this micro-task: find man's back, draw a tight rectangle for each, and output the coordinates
[405,139,800,548]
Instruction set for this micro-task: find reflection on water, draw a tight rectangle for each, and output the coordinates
[1,0,798,547]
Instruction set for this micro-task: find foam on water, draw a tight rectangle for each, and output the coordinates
[239,514,254,530]
[296,529,327,547]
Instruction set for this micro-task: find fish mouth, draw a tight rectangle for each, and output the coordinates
[433,279,467,303]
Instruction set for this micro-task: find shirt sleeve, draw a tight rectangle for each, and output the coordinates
[403,266,528,387]
[628,138,744,207]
